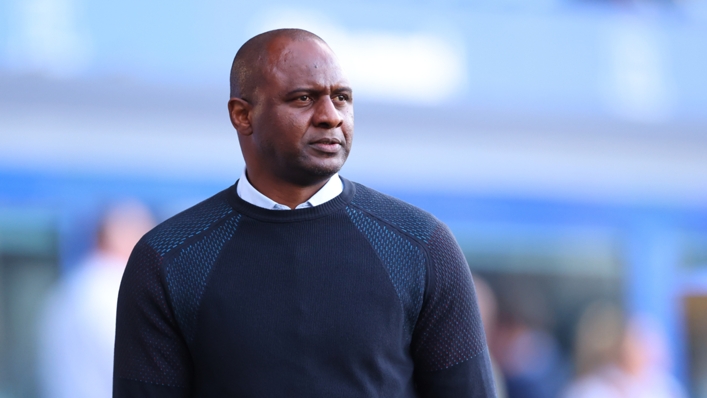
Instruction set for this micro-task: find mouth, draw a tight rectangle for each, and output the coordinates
[309,138,343,154]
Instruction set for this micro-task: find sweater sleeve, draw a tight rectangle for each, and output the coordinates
[411,223,496,398]
[113,240,192,398]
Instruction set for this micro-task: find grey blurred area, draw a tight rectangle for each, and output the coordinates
[0,209,58,398]
[2,73,707,205]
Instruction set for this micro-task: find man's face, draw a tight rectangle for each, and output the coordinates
[248,38,353,185]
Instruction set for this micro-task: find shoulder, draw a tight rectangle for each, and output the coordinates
[120,187,242,342]
[347,181,442,244]
[141,188,238,258]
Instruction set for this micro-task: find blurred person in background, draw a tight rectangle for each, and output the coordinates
[562,302,686,398]
[475,275,508,398]
[37,201,155,398]
[494,282,569,398]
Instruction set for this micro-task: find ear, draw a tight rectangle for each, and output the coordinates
[228,98,253,136]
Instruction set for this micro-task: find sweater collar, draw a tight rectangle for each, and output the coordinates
[226,177,356,223]
[236,169,343,210]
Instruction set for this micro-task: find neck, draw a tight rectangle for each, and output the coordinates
[245,169,331,209]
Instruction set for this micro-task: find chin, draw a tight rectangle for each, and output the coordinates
[285,152,347,183]
[283,162,341,186]
[307,163,342,178]
[302,154,346,173]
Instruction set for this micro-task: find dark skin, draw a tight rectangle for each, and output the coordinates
[228,36,354,209]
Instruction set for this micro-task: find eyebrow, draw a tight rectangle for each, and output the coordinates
[284,86,353,97]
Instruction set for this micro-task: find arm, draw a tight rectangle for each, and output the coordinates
[113,240,192,398]
[412,224,496,398]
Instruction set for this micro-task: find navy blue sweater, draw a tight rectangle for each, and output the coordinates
[113,178,495,397]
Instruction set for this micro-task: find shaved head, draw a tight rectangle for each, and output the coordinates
[229,29,328,99]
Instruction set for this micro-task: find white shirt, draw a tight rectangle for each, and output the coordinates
[236,169,343,210]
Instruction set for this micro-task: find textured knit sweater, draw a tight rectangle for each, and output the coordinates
[113,178,496,397]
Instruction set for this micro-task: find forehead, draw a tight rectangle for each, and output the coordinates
[261,38,347,90]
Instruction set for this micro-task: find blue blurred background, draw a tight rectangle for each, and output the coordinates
[1,0,707,397]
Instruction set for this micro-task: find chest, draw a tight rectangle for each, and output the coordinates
[191,219,408,362]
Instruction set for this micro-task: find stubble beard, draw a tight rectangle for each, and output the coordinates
[259,133,351,186]
[285,147,349,186]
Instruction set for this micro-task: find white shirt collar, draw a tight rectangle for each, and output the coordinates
[236,169,343,210]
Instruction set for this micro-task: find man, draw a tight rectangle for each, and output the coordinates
[114,28,496,397]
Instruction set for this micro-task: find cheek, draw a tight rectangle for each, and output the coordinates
[262,114,309,159]
[256,109,301,145]
[284,117,303,135]
[282,114,311,141]
[343,118,354,144]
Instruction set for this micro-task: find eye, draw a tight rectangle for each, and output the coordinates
[334,94,349,102]
[297,95,311,102]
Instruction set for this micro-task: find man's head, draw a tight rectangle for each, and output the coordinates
[228,29,353,188]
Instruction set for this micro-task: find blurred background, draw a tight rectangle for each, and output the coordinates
[1,0,707,397]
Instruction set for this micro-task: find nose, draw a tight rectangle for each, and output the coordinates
[312,96,344,129]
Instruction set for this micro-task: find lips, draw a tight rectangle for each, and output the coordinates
[310,138,342,154]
